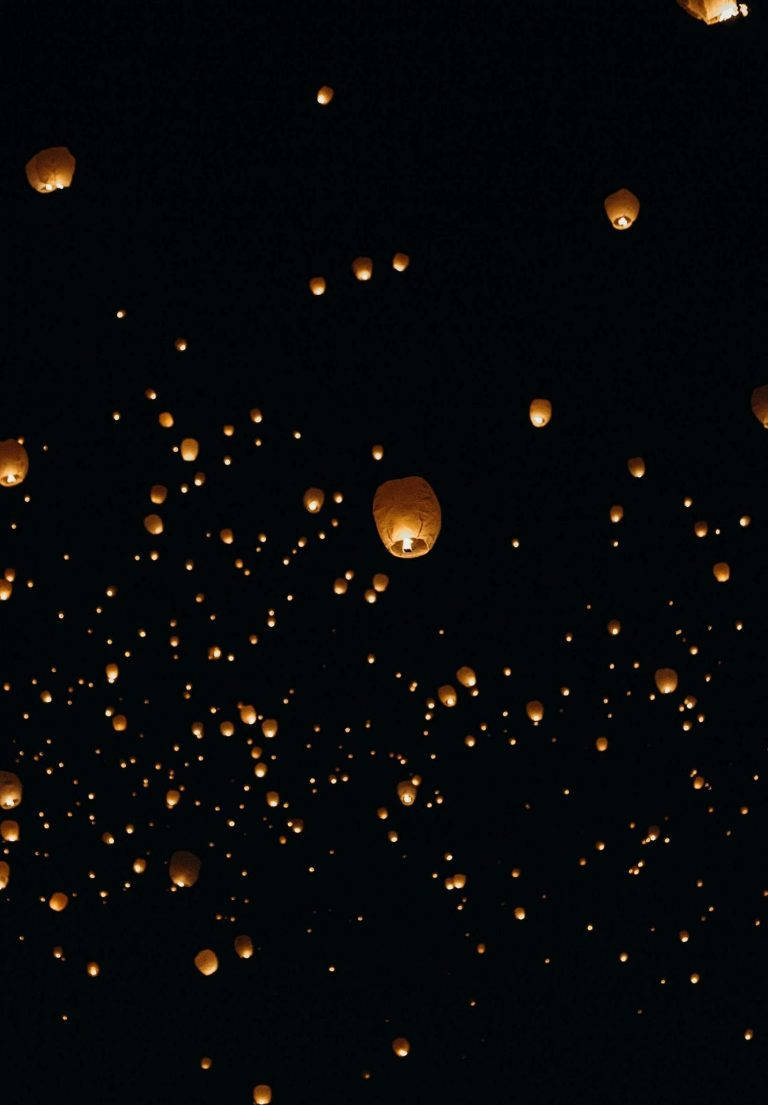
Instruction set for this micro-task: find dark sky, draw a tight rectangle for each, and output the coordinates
[2,2,767,1103]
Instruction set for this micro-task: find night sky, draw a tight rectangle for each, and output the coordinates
[3,2,768,1102]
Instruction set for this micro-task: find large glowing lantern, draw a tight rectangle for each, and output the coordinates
[0,441,28,488]
[750,386,768,427]
[169,850,201,887]
[373,477,441,558]
[654,668,678,694]
[604,189,640,230]
[25,147,76,192]
[253,1086,272,1105]
[0,772,22,809]
[456,666,476,688]
[677,0,747,24]
[526,700,544,723]
[529,399,552,428]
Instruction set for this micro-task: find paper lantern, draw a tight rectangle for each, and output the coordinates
[181,438,199,461]
[526,700,544,723]
[25,147,76,192]
[235,934,253,959]
[373,476,441,558]
[166,789,181,809]
[253,1086,272,1105]
[392,252,410,272]
[49,892,69,912]
[0,820,19,842]
[0,862,9,889]
[309,277,326,296]
[610,505,624,523]
[150,484,167,504]
[144,514,164,535]
[303,488,324,513]
[713,561,730,582]
[397,781,417,806]
[169,850,201,887]
[392,1037,410,1057]
[352,257,373,281]
[317,85,334,104]
[438,685,457,707]
[529,398,552,428]
[654,668,678,694]
[194,949,218,976]
[604,189,640,230]
[607,619,621,636]
[105,662,119,683]
[0,772,22,810]
[677,0,747,23]
[456,666,476,688]
[372,573,389,592]
[627,456,645,478]
[174,338,187,352]
[0,441,29,488]
[750,386,768,427]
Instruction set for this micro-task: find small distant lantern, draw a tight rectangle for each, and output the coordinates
[0,441,29,488]
[174,338,187,352]
[309,277,326,296]
[194,949,218,976]
[181,438,199,461]
[750,385,768,427]
[392,1037,410,1058]
[317,85,334,105]
[352,257,373,281]
[677,0,747,24]
[712,561,730,582]
[303,488,325,513]
[654,668,678,694]
[627,457,645,478]
[607,619,621,636]
[105,662,119,683]
[25,147,76,193]
[392,253,410,271]
[529,398,552,428]
[373,476,441,558]
[604,189,640,230]
[371,444,384,460]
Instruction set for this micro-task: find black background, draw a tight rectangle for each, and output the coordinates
[2,2,767,1102]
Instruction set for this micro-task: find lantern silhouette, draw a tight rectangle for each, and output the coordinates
[677,0,746,23]
[529,398,552,428]
[750,386,768,427]
[0,441,28,488]
[654,668,678,694]
[169,850,201,887]
[25,147,76,192]
[604,189,640,230]
[373,477,441,558]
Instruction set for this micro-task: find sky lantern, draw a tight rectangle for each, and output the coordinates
[0,440,29,488]
[169,850,201,887]
[627,456,645,478]
[352,257,373,281]
[174,338,187,352]
[750,386,768,427]
[607,619,621,635]
[261,719,278,738]
[392,1037,410,1057]
[438,685,457,707]
[372,573,389,592]
[181,438,199,461]
[0,862,9,889]
[105,662,119,683]
[677,0,747,23]
[0,820,19,842]
[303,488,324,513]
[234,934,253,959]
[49,892,69,912]
[316,85,334,104]
[526,700,544,723]
[713,561,730,582]
[397,781,418,806]
[25,147,75,192]
[253,1086,272,1104]
[194,949,218,976]
[456,666,476,688]
[610,505,623,523]
[0,772,22,810]
[150,484,167,504]
[529,398,552,428]
[392,252,410,271]
[654,668,678,694]
[372,476,441,558]
[604,189,640,230]
[165,789,181,808]
[144,514,164,535]
[308,277,326,296]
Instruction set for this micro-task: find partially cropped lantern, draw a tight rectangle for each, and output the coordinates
[352,257,373,281]
[677,0,747,24]
[303,487,325,513]
[373,476,441,558]
[0,772,22,809]
[654,668,678,694]
[604,189,640,230]
[0,441,29,488]
[529,398,552,428]
[751,386,768,427]
[25,147,76,193]
[169,850,201,887]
